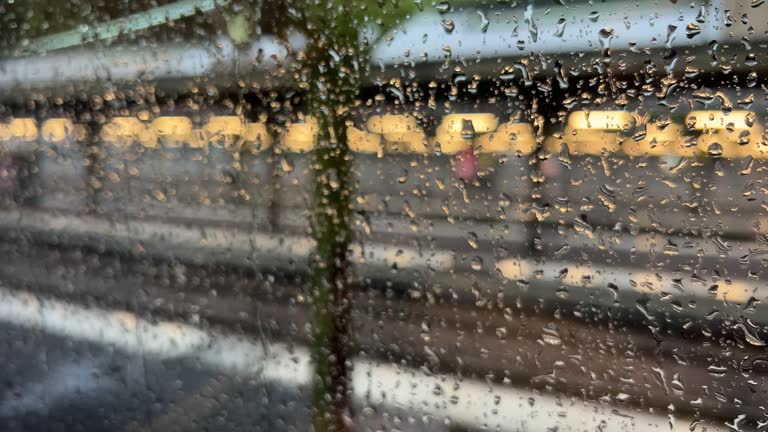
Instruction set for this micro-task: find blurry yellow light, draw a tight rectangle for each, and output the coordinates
[102,117,141,139]
[495,259,533,281]
[2,118,39,141]
[348,126,382,154]
[673,138,700,158]
[567,111,634,131]
[687,111,764,159]
[386,131,429,153]
[714,281,751,303]
[101,117,158,148]
[203,116,245,149]
[687,110,756,130]
[569,130,623,155]
[242,123,273,152]
[281,117,319,153]
[205,116,245,134]
[560,266,598,287]
[752,142,768,160]
[153,116,193,147]
[433,114,497,154]
[0,118,37,153]
[441,113,499,134]
[0,124,11,141]
[433,126,472,154]
[542,135,566,154]
[695,133,761,159]
[186,130,208,149]
[75,125,89,141]
[622,123,685,157]
[41,119,76,143]
[555,111,635,156]
[366,115,420,142]
[475,122,536,155]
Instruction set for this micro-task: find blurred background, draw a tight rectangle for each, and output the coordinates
[0,0,765,430]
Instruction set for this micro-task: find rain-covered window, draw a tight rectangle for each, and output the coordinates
[0,0,763,431]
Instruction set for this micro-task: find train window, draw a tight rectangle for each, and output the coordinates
[0,0,764,431]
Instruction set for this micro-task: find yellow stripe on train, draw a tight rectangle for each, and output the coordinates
[11,110,768,159]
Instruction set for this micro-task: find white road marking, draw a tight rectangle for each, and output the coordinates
[0,286,725,431]
[496,258,755,302]
[0,209,453,272]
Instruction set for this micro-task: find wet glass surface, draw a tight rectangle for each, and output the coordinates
[0,0,765,431]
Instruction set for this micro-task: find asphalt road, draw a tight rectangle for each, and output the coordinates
[0,323,310,432]
[0,240,760,430]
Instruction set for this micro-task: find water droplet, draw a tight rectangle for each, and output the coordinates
[153,190,167,201]
[706,142,723,158]
[524,5,539,42]
[436,1,451,13]
[736,322,766,346]
[499,70,516,81]
[280,158,294,173]
[398,169,408,184]
[477,10,490,33]
[573,215,594,238]
[686,22,702,38]
[598,28,614,49]
[554,18,567,37]
[726,414,748,431]
[706,365,727,377]
[461,119,475,139]
[441,18,455,33]
[541,324,562,346]
[467,232,479,249]
[665,24,678,48]
[470,256,483,271]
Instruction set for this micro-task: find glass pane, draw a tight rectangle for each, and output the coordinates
[0,0,761,430]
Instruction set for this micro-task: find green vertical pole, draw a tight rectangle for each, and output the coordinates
[301,3,361,431]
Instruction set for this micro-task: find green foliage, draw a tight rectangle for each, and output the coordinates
[358,0,421,35]
[293,0,418,45]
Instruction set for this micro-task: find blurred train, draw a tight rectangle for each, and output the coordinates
[4,99,767,233]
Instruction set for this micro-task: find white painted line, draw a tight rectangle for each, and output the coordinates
[350,243,453,271]
[0,209,453,272]
[353,361,721,432]
[545,229,757,261]
[0,208,757,301]
[0,287,311,387]
[0,286,726,431]
[496,258,756,303]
